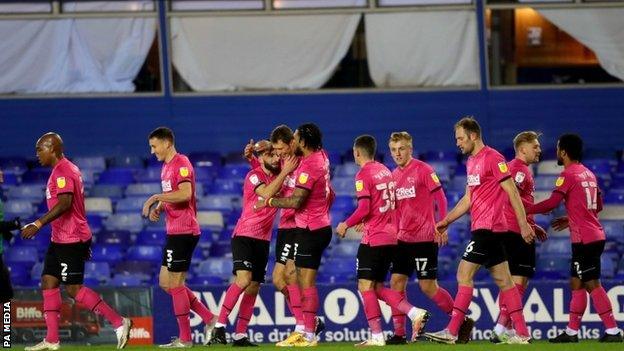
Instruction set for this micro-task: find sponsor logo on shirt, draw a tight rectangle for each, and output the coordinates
[555,177,565,187]
[515,171,526,184]
[355,180,364,192]
[498,162,508,173]
[467,174,481,186]
[396,186,416,200]
[161,180,172,192]
[285,175,296,188]
[431,173,440,184]
[298,172,309,184]
[250,174,260,186]
[179,167,189,177]
[56,177,66,189]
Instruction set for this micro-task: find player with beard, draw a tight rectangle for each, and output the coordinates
[210,143,298,346]
[424,117,534,345]
[526,134,623,343]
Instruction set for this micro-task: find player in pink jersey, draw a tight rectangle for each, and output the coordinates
[141,127,216,348]
[526,134,623,343]
[244,126,325,346]
[336,135,430,346]
[256,123,333,346]
[210,143,298,346]
[491,131,548,343]
[384,131,476,344]
[424,117,535,345]
[21,133,131,351]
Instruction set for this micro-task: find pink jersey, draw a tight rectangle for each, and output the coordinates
[278,171,297,229]
[554,163,605,244]
[503,158,536,234]
[466,146,511,232]
[355,162,397,246]
[294,150,332,230]
[46,158,91,243]
[233,168,279,241]
[161,154,200,235]
[393,159,443,243]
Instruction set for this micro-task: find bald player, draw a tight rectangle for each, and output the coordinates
[22,133,131,351]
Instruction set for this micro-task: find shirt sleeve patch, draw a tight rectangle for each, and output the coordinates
[298,172,309,184]
[498,162,508,173]
[179,167,189,177]
[56,177,66,189]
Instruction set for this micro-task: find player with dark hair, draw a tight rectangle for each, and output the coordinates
[22,133,131,351]
[425,117,534,345]
[527,133,623,343]
[210,143,298,346]
[255,123,334,346]
[336,135,430,346]
[142,127,217,348]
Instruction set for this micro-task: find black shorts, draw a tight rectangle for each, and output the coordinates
[357,244,394,282]
[294,226,332,270]
[0,255,14,303]
[161,234,199,272]
[275,228,298,265]
[571,240,605,282]
[462,230,507,268]
[42,240,91,285]
[391,241,439,279]
[501,231,535,278]
[232,236,270,283]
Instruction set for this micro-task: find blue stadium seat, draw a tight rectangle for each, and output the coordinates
[97,168,135,185]
[195,167,215,185]
[209,179,243,195]
[188,275,225,286]
[194,258,233,279]
[5,246,38,269]
[91,244,124,264]
[97,230,132,246]
[8,264,29,286]
[84,262,111,283]
[1,172,18,186]
[85,197,113,217]
[125,183,161,197]
[326,151,342,167]
[110,274,145,287]
[537,254,570,273]
[135,167,162,183]
[602,220,624,242]
[115,260,157,276]
[3,199,35,218]
[89,184,124,201]
[534,176,559,191]
[115,197,146,213]
[448,176,467,191]
[30,262,44,282]
[585,159,612,178]
[424,150,458,163]
[332,196,356,213]
[127,245,162,262]
[104,214,144,233]
[0,157,28,175]
[189,152,222,168]
[224,152,248,166]
[334,163,359,178]
[332,177,355,196]
[218,164,250,180]
[428,162,454,182]
[86,214,103,233]
[13,227,51,254]
[21,168,50,185]
[136,228,166,246]
[318,258,356,283]
[197,196,234,213]
[604,192,624,204]
[331,241,359,257]
[111,155,144,169]
[7,185,45,202]
[601,255,617,279]
[538,238,572,255]
[73,156,107,172]
[209,241,231,257]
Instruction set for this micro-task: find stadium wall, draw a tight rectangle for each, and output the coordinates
[1,87,623,157]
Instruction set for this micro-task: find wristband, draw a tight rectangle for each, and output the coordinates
[268,198,275,208]
[32,220,42,229]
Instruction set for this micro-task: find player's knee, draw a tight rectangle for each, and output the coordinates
[390,275,407,292]
[235,273,252,289]
[246,282,261,295]
[419,280,438,297]
[65,284,82,298]
[357,279,375,292]
[456,271,473,286]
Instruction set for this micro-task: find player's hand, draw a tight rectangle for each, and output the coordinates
[244,139,254,161]
[142,195,158,217]
[534,224,548,242]
[148,206,161,222]
[282,155,299,174]
[21,222,40,239]
[435,229,449,247]
[551,216,569,231]
[336,222,348,238]
[520,222,535,244]
[353,223,364,232]
[435,218,450,234]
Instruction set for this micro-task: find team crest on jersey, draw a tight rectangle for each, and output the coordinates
[161,180,172,192]
[56,177,66,189]
[555,177,565,187]
[515,172,526,184]
[179,167,189,177]
[498,162,508,173]
[298,172,309,184]
[355,180,364,192]
[250,174,260,185]
[430,173,440,184]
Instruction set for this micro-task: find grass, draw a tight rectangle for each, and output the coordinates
[9,340,624,350]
